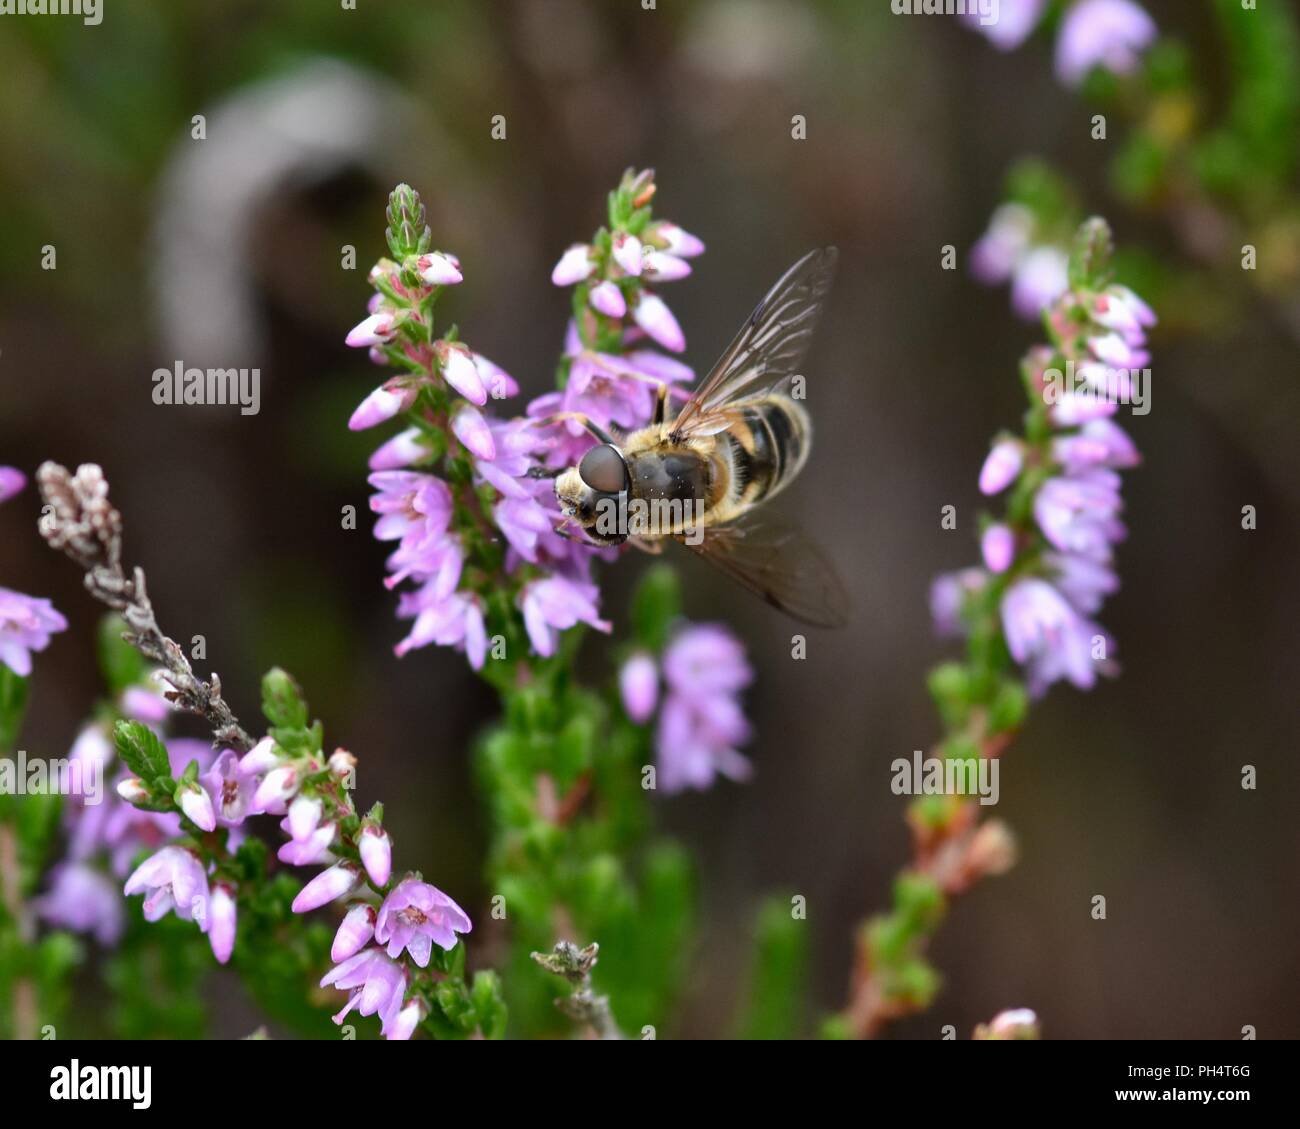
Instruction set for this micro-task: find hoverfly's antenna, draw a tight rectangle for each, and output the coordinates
[528,411,619,447]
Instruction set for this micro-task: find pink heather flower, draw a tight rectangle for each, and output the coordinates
[116,778,150,805]
[1046,550,1118,615]
[369,472,454,550]
[656,625,753,793]
[208,882,237,965]
[0,588,68,677]
[962,0,1046,51]
[647,221,705,258]
[642,250,692,281]
[416,251,462,286]
[375,877,472,966]
[349,382,417,431]
[1105,284,1156,328]
[495,495,556,564]
[1076,361,1135,402]
[1000,578,1103,695]
[34,862,125,946]
[287,795,323,842]
[1011,246,1069,319]
[1034,471,1125,556]
[178,782,216,832]
[394,587,487,669]
[619,652,659,723]
[320,948,408,1034]
[252,764,299,814]
[589,280,627,318]
[979,439,1023,495]
[239,735,280,775]
[292,861,363,914]
[277,821,337,866]
[970,204,1034,285]
[360,825,393,887]
[345,311,398,348]
[1089,332,1149,368]
[632,292,686,352]
[930,568,988,637]
[436,341,488,405]
[386,998,428,1042]
[201,752,256,828]
[981,523,1016,574]
[451,404,496,460]
[987,1008,1040,1038]
[120,684,170,723]
[612,233,644,276]
[124,845,210,924]
[1056,0,1157,88]
[472,352,519,401]
[1049,391,1118,426]
[552,243,597,286]
[0,465,25,503]
[520,577,611,657]
[1052,419,1139,473]
[332,904,377,962]
[369,427,427,471]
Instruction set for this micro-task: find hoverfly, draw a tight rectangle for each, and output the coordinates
[547,247,848,628]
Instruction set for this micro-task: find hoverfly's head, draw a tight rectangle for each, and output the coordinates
[554,443,630,546]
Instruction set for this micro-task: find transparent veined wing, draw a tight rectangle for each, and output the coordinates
[683,515,850,628]
[669,246,838,441]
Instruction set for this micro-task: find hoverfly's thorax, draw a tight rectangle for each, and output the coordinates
[626,449,711,505]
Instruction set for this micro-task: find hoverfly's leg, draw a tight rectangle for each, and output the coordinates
[627,535,666,556]
[529,411,619,447]
[650,382,670,427]
[525,465,563,479]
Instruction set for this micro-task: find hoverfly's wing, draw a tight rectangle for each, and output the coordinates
[683,516,850,628]
[669,247,838,442]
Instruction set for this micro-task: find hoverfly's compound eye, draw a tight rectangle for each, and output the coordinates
[578,444,628,493]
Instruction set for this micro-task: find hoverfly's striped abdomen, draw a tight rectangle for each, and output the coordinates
[726,398,811,507]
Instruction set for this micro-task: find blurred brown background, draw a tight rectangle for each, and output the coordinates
[0,0,1296,1038]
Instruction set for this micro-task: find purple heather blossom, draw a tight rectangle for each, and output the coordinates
[656,625,753,793]
[124,845,210,924]
[1045,549,1118,615]
[252,764,299,814]
[1034,470,1125,556]
[292,861,362,914]
[240,735,280,775]
[0,588,68,677]
[34,862,125,946]
[1056,0,1156,88]
[981,523,1016,573]
[0,465,25,503]
[393,586,487,667]
[1049,390,1118,427]
[979,439,1024,495]
[277,821,337,866]
[416,251,462,286]
[386,998,427,1041]
[962,0,1047,51]
[286,794,323,841]
[642,250,692,282]
[197,751,253,830]
[1051,418,1139,473]
[368,427,427,471]
[1011,246,1069,319]
[619,652,659,723]
[320,948,408,1036]
[360,825,393,887]
[451,404,496,460]
[970,205,1034,285]
[520,577,611,658]
[552,243,597,286]
[332,903,377,962]
[375,877,472,966]
[930,568,988,638]
[632,292,686,352]
[120,683,171,723]
[589,280,627,318]
[1000,577,1102,694]
[208,882,237,965]
[369,472,454,553]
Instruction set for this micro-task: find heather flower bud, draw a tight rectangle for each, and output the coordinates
[619,653,659,724]
[253,765,298,814]
[980,524,1016,574]
[632,292,685,352]
[976,1007,1040,1040]
[551,243,596,286]
[240,735,280,775]
[208,882,237,965]
[332,903,377,962]
[415,251,462,286]
[612,233,643,277]
[589,280,627,318]
[978,439,1023,495]
[328,748,357,779]
[292,862,362,914]
[451,404,496,460]
[349,382,417,431]
[345,311,400,349]
[642,250,691,281]
[647,220,704,258]
[385,997,427,1041]
[116,778,150,805]
[287,794,323,842]
[359,824,393,888]
[177,781,217,832]
[436,341,488,405]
